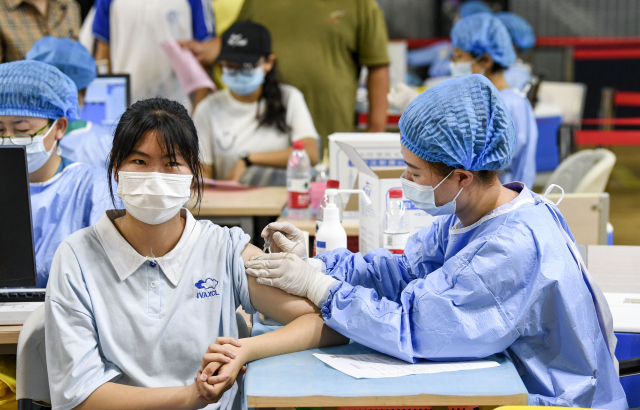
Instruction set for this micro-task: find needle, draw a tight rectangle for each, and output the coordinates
[263,236,272,254]
[282,241,301,260]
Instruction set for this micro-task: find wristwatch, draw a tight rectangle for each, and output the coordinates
[241,155,253,167]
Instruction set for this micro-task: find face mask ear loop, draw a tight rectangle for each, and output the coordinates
[452,187,464,202]
[543,184,565,206]
[433,169,456,190]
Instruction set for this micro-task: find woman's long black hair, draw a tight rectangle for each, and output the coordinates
[107,97,203,207]
[258,61,290,134]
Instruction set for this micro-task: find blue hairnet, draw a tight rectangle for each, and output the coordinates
[496,12,536,51]
[399,75,515,171]
[26,36,97,91]
[451,13,516,67]
[459,1,493,17]
[0,60,80,121]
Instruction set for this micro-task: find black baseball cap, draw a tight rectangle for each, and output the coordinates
[217,21,272,65]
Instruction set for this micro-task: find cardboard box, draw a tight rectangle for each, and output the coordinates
[328,133,403,193]
[336,141,436,254]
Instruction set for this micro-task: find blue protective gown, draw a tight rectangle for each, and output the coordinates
[317,184,628,409]
[30,161,112,287]
[499,89,538,188]
[504,61,532,94]
[59,120,113,168]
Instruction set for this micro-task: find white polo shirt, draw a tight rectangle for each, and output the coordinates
[92,0,216,111]
[45,209,254,410]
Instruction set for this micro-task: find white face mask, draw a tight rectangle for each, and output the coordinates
[24,119,59,173]
[449,55,483,78]
[400,170,463,217]
[117,171,193,225]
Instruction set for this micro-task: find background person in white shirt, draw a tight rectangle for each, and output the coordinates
[45,97,347,410]
[92,0,218,112]
[193,21,319,186]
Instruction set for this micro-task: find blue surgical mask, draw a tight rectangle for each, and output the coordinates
[449,55,483,78]
[222,66,265,96]
[400,170,463,216]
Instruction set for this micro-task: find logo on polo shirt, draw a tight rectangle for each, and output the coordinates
[228,33,248,47]
[195,278,220,299]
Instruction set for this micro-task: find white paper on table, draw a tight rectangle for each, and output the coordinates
[313,353,500,379]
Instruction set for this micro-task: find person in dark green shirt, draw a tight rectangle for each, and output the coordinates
[236,0,390,149]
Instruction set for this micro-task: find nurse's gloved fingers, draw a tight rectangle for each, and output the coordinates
[214,336,242,347]
[272,232,298,252]
[249,252,285,262]
[245,258,284,269]
[246,268,285,279]
[256,277,275,287]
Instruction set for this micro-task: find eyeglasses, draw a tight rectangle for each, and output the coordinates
[222,64,262,76]
[0,122,52,146]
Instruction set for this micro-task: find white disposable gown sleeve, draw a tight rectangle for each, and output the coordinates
[316,222,522,363]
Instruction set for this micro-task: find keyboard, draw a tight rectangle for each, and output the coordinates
[0,289,46,302]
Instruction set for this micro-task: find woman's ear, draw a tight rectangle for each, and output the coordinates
[456,169,475,189]
[479,53,494,71]
[264,54,276,73]
[53,117,69,141]
[113,164,119,183]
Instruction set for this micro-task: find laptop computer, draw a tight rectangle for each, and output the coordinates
[0,146,46,308]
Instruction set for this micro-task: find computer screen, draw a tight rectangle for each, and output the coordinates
[0,147,37,287]
[80,74,130,128]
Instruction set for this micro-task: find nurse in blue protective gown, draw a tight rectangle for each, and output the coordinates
[27,36,113,168]
[246,75,628,408]
[0,60,112,287]
[496,12,536,94]
[449,12,537,188]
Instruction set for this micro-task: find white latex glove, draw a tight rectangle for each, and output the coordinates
[245,253,337,306]
[387,83,420,112]
[261,222,307,260]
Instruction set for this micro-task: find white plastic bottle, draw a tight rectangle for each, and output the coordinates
[315,188,371,255]
[316,179,342,231]
[286,140,311,220]
[383,188,410,254]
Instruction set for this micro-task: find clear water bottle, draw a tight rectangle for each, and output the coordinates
[287,140,311,220]
[383,189,410,254]
[310,163,329,212]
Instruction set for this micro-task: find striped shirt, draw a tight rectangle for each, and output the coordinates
[0,0,81,62]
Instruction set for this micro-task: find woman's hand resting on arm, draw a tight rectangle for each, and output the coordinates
[196,244,348,396]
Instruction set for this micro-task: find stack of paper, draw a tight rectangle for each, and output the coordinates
[313,353,499,379]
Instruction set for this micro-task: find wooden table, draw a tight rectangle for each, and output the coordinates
[0,326,21,354]
[193,187,288,237]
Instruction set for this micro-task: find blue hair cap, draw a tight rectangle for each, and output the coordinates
[459,1,493,18]
[399,74,515,171]
[0,60,80,121]
[451,13,516,67]
[26,36,96,91]
[496,12,536,51]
